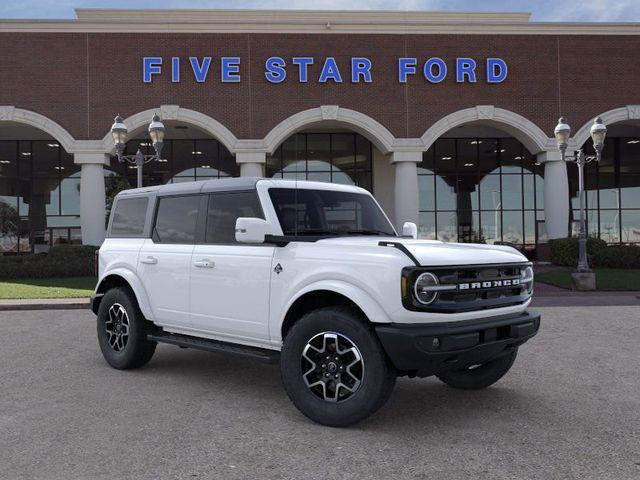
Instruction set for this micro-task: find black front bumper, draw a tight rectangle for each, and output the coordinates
[375,310,540,377]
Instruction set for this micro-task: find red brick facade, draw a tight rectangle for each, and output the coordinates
[1,31,639,142]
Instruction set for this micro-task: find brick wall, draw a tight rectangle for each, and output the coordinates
[1,32,639,142]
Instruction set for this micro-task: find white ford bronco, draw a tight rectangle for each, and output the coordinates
[92,178,539,426]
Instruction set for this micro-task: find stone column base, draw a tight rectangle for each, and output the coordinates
[571,271,596,291]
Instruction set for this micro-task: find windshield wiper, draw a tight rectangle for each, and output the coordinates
[286,229,342,236]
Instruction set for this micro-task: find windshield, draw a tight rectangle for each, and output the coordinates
[268,188,396,237]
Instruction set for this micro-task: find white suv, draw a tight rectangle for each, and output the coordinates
[93,178,539,426]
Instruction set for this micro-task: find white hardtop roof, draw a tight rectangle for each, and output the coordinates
[116,177,369,198]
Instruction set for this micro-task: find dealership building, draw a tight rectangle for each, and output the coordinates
[1,9,640,255]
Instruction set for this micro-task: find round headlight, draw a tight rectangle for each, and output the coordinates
[414,272,440,305]
[521,266,534,294]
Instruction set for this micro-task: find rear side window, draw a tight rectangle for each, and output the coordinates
[153,195,201,244]
[205,191,263,244]
[110,197,148,237]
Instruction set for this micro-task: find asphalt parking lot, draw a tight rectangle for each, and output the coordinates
[1,306,639,480]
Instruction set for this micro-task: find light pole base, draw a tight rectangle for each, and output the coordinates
[571,271,596,291]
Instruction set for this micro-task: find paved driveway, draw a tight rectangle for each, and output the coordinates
[1,307,638,480]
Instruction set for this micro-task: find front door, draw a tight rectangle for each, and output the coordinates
[137,194,201,329]
[189,191,274,343]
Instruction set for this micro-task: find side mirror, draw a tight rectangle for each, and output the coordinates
[402,222,418,239]
[235,217,271,244]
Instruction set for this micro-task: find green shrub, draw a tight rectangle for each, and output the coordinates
[0,245,96,279]
[593,245,640,269]
[549,237,607,267]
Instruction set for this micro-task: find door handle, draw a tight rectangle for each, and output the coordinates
[140,256,158,265]
[193,259,215,268]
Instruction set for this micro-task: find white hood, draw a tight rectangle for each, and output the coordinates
[316,237,527,266]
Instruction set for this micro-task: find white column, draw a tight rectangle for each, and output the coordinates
[391,151,421,232]
[75,152,109,246]
[236,151,266,177]
[538,151,569,239]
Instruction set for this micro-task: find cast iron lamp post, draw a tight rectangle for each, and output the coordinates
[553,116,607,273]
[110,114,166,188]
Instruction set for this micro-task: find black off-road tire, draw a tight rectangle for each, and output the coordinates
[436,349,518,390]
[280,306,396,427]
[97,287,157,370]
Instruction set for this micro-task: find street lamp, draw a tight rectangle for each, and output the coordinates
[110,113,166,188]
[554,116,607,274]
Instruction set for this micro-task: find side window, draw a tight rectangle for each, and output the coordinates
[110,197,148,237]
[153,195,201,244]
[205,191,263,244]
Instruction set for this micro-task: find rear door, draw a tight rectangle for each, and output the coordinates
[137,194,203,329]
[189,191,274,343]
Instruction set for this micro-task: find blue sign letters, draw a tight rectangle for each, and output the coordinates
[142,56,508,84]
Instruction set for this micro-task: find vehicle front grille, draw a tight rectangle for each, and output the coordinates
[403,263,532,313]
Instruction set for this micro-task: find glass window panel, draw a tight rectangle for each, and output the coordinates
[621,183,640,208]
[500,138,523,174]
[435,175,456,210]
[60,177,80,215]
[51,228,69,246]
[570,210,598,238]
[32,178,59,215]
[457,211,480,243]
[479,175,501,211]
[621,210,640,243]
[620,138,640,174]
[306,134,331,171]
[69,227,82,245]
[282,171,306,181]
[351,170,371,191]
[455,175,479,210]
[477,138,499,174]
[282,134,306,173]
[436,211,457,242]
[355,134,371,170]
[419,147,434,172]
[418,175,435,211]
[60,150,80,177]
[502,210,523,245]
[501,174,523,210]
[331,134,355,172]
[434,139,456,175]
[110,197,148,237]
[523,174,535,210]
[307,171,332,183]
[331,171,355,186]
[32,141,59,177]
[524,210,536,244]
[0,191,20,253]
[219,145,238,177]
[598,185,619,209]
[535,174,544,210]
[418,211,436,239]
[599,210,620,243]
[172,140,195,178]
[266,146,282,178]
[154,195,200,244]
[457,138,478,173]
[46,216,80,227]
[205,192,263,244]
[0,141,18,177]
[194,139,218,176]
[481,210,502,244]
[522,151,540,175]
[18,141,32,180]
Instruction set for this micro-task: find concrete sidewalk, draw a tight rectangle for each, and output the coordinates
[0,297,90,311]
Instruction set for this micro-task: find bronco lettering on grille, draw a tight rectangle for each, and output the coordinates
[458,278,521,290]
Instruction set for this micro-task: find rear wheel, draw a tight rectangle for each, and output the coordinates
[97,287,156,370]
[436,350,518,390]
[280,306,396,427]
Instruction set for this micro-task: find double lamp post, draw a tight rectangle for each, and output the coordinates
[110,114,166,188]
[553,116,607,280]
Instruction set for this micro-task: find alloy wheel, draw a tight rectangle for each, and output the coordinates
[301,332,364,402]
[105,303,130,352]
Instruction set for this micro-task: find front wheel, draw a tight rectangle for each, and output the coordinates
[280,306,396,427]
[97,287,157,370]
[436,349,518,390]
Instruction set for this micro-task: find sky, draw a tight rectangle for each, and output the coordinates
[1,0,640,22]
